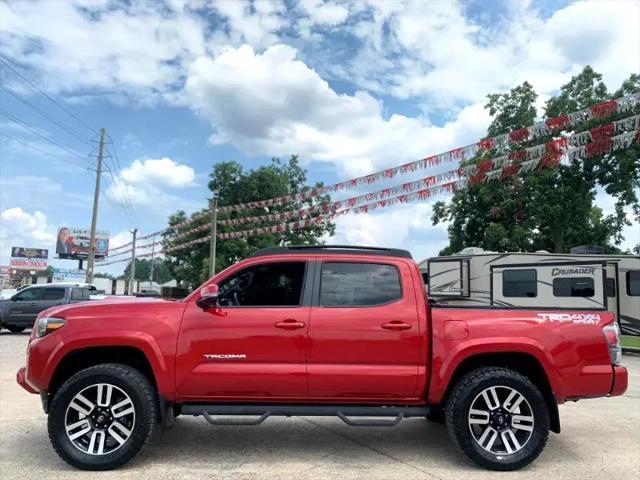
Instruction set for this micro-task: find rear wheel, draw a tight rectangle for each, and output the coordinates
[48,363,157,470]
[445,367,549,471]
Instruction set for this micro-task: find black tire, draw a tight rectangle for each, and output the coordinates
[425,407,445,423]
[48,363,157,470]
[445,367,549,471]
[6,325,26,333]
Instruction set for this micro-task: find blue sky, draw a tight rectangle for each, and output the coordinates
[0,0,638,276]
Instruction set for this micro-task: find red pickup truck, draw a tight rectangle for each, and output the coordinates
[17,246,628,471]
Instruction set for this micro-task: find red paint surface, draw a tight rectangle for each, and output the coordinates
[19,252,627,406]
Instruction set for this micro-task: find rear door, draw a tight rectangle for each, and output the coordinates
[307,260,421,399]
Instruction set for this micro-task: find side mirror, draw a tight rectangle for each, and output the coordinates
[10,295,18,301]
[196,284,219,310]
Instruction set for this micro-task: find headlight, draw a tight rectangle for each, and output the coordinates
[35,317,66,338]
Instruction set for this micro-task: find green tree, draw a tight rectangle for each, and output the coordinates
[164,155,335,287]
[433,67,639,254]
[123,258,172,284]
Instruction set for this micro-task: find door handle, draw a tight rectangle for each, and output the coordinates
[274,319,306,330]
[381,321,412,331]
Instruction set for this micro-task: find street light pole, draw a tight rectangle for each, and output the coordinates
[209,191,219,278]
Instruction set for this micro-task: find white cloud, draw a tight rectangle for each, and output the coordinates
[0,207,56,256]
[344,0,640,106]
[0,0,206,100]
[120,157,195,188]
[185,44,491,176]
[105,157,200,215]
[299,0,349,26]
[328,202,449,261]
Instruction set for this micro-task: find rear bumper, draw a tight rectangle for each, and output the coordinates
[16,367,38,394]
[609,365,628,397]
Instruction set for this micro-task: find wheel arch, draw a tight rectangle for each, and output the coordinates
[48,346,157,403]
[438,351,560,434]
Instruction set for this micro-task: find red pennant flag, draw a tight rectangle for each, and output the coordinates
[501,164,520,179]
[585,138,613,158]
[478,138,495,151]
[545,114,569,130]
[590,123,614,141]
[477,159,493,172]
[591,100,617,119]
[509,127,529,143]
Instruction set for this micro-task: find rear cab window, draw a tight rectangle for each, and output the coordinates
[43,287,66,301]
[320,262,402,306]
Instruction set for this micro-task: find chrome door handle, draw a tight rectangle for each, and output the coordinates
[381,321,412,331]
[274,319,306,330]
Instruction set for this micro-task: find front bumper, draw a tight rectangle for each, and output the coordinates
[609,365,628,397]
[16,367,37,394]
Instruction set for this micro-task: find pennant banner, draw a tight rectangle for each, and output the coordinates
[214,93,639,214]
[163,126,640,250]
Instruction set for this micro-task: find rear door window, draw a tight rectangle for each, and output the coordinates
[42,288,66,301]
[320,262,402,306]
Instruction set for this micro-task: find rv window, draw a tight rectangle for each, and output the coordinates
[627,270,640,296]
[502,269,537,298]
[553,277,595,297]
[606,278,616,297]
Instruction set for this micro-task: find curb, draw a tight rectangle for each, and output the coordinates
[622,347,640,355]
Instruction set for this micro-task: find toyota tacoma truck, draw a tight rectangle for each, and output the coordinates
[17,246,628,471]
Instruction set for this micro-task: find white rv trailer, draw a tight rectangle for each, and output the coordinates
[419,248,640,335]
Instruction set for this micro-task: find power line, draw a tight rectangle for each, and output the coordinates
[0,133,89,171]
[105,138,138,224]
[0,84,92,145]
[0,109,89,163]
[104,159,138,226]
[0,55,95,133]
[103,168,136,228]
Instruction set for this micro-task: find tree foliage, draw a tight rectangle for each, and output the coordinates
[123,257,172,284]
[164,155,335,288]
[433,66,639,255]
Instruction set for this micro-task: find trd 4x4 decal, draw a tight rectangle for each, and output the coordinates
[537,313,601,325]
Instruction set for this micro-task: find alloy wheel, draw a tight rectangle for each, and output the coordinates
[64,383,136,455]
[468,385,534,455]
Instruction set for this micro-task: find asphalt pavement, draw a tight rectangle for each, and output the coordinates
[1,331,638,480]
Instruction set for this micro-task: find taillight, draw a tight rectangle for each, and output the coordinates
[602,322,622,365]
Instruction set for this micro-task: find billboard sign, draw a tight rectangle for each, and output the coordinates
[9,247,48,270]
[52,268,85,282]
[57,227,109,259]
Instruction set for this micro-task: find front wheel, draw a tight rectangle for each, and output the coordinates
[445,367,549,471]
[5,325,26,333]
[48,363,157,470]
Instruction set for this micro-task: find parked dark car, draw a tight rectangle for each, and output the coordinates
[134,289,160,298]
[0,284,92,333]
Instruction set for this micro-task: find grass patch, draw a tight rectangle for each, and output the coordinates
[621,335,640,349]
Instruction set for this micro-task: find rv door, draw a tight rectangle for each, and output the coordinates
[428,259,470,298]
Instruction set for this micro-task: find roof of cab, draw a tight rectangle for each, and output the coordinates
[250,245,413,259]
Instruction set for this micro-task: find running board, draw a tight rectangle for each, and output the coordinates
[182,404,429,427]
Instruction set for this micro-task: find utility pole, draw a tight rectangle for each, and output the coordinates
[209,190,219,278]
[85,127,106,284]
[128,228,137,295]
[148,234,156,288]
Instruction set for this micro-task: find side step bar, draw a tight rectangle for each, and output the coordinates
[182,404,429,427]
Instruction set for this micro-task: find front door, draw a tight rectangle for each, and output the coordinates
[307,261,422,400]
[7,287,44,325]
[175,260,311,399]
